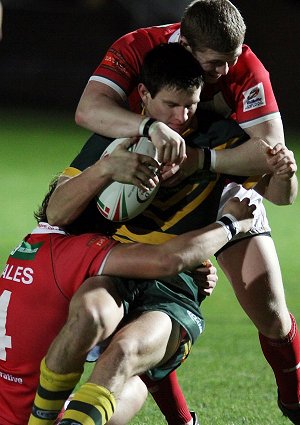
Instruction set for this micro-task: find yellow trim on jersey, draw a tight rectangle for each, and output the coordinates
[242,176,260,189]
[61,166,82,178]
[181,340,192,364]
[112,228,174,244]
[113,178,219,244]
[144,179,219,231]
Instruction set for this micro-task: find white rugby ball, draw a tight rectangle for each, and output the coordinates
[96,137,160,222]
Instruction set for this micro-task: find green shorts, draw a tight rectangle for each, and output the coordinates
[116,272,205,380]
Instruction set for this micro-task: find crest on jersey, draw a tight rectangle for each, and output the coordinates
[242,82,266,112]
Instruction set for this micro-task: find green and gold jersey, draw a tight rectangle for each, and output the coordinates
[64,115,253,242]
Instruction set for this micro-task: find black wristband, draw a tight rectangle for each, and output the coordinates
[142,118,157,137]
[217,216,237,237]
[202,148,211,171]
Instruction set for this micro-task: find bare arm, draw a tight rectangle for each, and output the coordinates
[254,143,298,205]
[102,197,255,279]
[76,82,142,137]
[47,138,159,226]
[162,118,286,186]
[209,118,285,175]
[75,81,186,164]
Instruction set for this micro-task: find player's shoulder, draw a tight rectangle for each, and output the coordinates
[113,23,180,47]
[234,44,267,74]
[70,133,113,171]
[224,44,269,89]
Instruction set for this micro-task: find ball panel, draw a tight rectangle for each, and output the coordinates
[96,182,129,221]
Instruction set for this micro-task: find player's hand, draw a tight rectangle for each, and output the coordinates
[160,146,200,186]
[104,137,160,191]
[267,143,297,179]
[222,197,256,233]
[149,121,186,165]
[190,260,218,297]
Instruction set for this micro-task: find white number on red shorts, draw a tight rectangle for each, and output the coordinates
[0,290,12,361]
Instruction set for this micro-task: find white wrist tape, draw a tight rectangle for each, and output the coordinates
[199,148,217,171]
[210,149,217,171]
[138,117,157,137]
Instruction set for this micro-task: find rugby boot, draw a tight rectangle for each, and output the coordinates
[278,398,300,424]
[190,410,200,425]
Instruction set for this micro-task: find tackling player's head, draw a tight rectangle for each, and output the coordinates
[138,43,203,133]
[34,176,59,224]
[180,0,246,83]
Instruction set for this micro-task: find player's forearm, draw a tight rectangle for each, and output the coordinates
[162,223,230,274]
[106,222,231,279]
[75,83,143,137]
[210,137,271,175]
[256,173,298,205]
[47,166,111,226]
[220,117,285,176]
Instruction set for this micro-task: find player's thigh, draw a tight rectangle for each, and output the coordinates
[70,275,125,337]
[217,236,289,326]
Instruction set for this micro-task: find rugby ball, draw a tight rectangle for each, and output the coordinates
[96,137,160,222]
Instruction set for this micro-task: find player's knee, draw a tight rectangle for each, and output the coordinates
[110,337,141,377]
[69,291,109,338]
[259,308,291,339]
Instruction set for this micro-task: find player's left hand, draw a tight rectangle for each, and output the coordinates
[190,260,218,297]
[267,143,297,178]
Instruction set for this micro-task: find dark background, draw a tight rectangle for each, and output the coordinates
[1,0,299,129]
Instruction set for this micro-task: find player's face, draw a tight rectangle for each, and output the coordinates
[192,47,242,84]
[142,86,201,134]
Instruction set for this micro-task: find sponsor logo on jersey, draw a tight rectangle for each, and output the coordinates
[102,48,131,79]
[86,235,115,251]
[187,310,204,333]
[243,82,266,111]
[10,241,43,260]
[0,370,23,384]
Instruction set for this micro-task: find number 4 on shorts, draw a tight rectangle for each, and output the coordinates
[0,290,12,361]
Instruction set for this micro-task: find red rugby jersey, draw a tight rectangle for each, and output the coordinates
[91,23,280,128]
[0,224,116,424]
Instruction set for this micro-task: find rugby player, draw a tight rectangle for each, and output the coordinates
[71,1,300,422]
[47,42,297,424]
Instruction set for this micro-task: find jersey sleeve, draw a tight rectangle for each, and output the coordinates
[89,23,180,102]
[69,133,113,171]
[226,45,280,128]
[90,29,154,99]
[50,233,118,298]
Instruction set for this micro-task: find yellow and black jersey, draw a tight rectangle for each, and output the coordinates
[64,115,254,243]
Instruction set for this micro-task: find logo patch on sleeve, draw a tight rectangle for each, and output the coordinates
[10,241,43,260]
[243,82,266,112]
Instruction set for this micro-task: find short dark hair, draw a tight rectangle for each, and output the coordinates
[139,43,204,98]
[181,0,246,53]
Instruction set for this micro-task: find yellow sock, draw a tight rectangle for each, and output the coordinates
[28,357,82,425]
[61,382,116,425]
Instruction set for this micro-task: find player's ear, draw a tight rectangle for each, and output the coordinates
[138,83,151,103]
